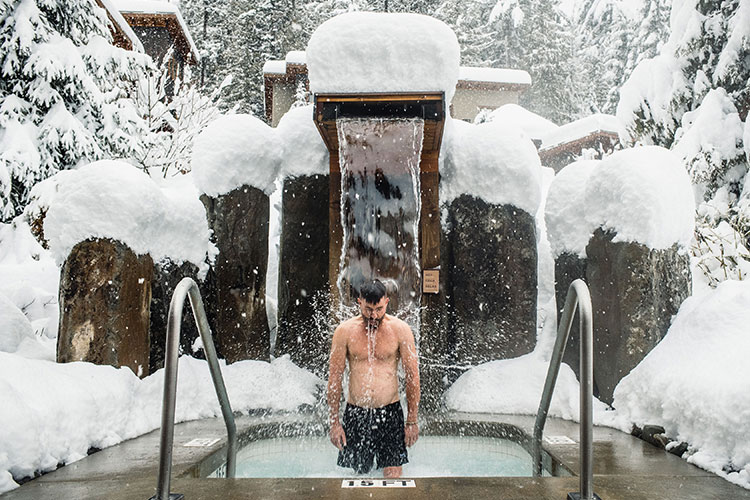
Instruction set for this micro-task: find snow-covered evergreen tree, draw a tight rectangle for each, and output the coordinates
[0,0,151,220]
[574,0,634,114]
[177,0,232,93]
[617,0,750,286]
[218,0,298,115]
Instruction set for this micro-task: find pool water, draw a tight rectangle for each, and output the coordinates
[209,435,547,478]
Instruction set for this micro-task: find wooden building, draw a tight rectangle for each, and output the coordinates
[538,114,622,172]
[102,0,199,93]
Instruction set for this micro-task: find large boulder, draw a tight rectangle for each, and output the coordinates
[202,186,271,362]
[586,229,691,404]
[149,259,204,373]
[445,195,537,365]
[274,174,330,373]
[57,239,152,376]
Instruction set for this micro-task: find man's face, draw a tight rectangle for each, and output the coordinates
[358,296,389,330]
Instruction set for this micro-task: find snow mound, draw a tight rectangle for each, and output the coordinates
[545,160,599,257]
[445,352,608,419]
[585,146,695,249]
[0,294,34,353]
[613,279,750,485]
[0,353,322,493]
[306,12,460,104]
[43,161,213,274]
[482,103,558,141]
[192,114,280,197]
[440,118,542,214]
[277,105,329,178]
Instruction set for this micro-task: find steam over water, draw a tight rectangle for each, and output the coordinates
[336,118,424,328]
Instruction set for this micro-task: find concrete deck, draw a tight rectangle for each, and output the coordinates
[3,412,749,500]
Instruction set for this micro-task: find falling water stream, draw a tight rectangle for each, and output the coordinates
[336,118,425,324]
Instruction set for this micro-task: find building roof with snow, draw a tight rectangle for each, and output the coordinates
[111,0,200,64]
[97,0,144,52]
[538,114,621,171]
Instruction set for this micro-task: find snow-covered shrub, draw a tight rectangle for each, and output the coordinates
[131,53,230,177]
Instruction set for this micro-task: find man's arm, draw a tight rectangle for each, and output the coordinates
[399,324,420,447]
[327,325,347,450]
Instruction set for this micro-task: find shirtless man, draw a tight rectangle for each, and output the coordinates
[327,279,420,478]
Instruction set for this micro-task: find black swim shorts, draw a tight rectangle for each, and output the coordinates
[337,401,408,473]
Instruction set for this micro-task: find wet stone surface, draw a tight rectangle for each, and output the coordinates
[57,238,152,376]
[586,229,691,404]
[443,195,538,365]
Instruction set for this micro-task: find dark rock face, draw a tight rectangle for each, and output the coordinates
[586,229,691,404]
[149,259,204,373]
[554,252,587,379]
[202,185,271,363]
[57,239,152,376]
[274,174,330,373]
[444,195,538,365]
[419,220,456,412]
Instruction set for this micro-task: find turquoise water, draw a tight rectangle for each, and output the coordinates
[211,435,543,478]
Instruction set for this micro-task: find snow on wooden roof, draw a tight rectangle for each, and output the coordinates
[98,0,144,52]
[539,114,621,151]
[457,66,532,88]
[112,0,200,63]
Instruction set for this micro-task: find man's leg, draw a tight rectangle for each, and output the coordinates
[383,466,402,478]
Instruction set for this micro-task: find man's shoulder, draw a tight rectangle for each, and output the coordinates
[385,315,413,335]
[336,316,360,334]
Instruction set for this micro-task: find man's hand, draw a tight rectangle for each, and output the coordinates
[330,422,347,450]
[405,423,419,447]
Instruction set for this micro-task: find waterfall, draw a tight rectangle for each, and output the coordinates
[336,118,424,325]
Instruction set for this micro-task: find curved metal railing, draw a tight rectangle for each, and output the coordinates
[532,279,601,500]
[149,277,237,500]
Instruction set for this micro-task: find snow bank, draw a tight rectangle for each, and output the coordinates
[277,105,329,178]
[481,103,558,141]
[0,294,34,353]
[586,146,695,249]
[445,352,609,419]
[43,160,213,274]
[192,114,280,197]
[613,279,750,488]
[0,219,60,348]
[545,160,599,257]
[440,118,542,214]
[306,13,460,104]
[0,353,322,493]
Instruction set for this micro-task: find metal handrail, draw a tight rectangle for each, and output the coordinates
[149,277,237,500]
[532,279,601,500]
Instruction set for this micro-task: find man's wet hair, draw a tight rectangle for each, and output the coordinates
[359,279,387,304]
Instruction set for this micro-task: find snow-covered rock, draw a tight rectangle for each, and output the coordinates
[277,105,328,178]
[545,159,599,258]
[192,114,280,197]
[586,146,695,249]
[440,118,542,215]
[306,12,460,104]
[43,160,213,275]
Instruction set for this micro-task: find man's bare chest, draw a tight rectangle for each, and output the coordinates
[347,329,399,362]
